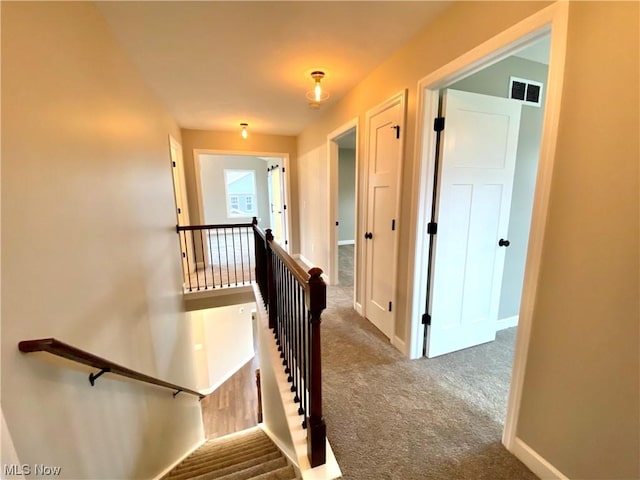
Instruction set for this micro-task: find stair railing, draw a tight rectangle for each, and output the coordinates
[253,219,327,467]
[176,222,255,291]
[18,338,205,399]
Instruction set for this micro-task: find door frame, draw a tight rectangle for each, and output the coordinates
[168,135,193,281]
[327,119,360,307]
[406,1,568,458]
[193,149,292,253]
[363,91,407,344]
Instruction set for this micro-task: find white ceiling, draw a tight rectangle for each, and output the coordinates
[96,1,452,136]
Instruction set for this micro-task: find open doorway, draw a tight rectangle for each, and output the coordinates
[336,131,357,289]
[328,120,359,308]
[408,2,569,458]
[193,151,291,250]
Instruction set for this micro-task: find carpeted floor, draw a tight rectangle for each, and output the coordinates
[321,246,536,479]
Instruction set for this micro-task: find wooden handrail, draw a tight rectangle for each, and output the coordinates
[177,222,253,232]
[18,338,205,399]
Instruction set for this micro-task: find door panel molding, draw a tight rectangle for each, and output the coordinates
[363,90,407,341]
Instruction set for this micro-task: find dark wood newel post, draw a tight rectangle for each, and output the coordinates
[306,267,327,467]
[265,229,277,329]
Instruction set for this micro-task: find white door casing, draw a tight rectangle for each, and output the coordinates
[364,92,406,339]
[268,165,287,249]
[426,89,522,358]
[169,136,193,280]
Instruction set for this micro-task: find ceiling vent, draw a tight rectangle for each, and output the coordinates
[509,76,543,107]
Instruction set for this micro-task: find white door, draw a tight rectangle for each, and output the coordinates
[169,136,192,280]
[426,89,521,357]
[268,166,287,248]
[364,93,405,339]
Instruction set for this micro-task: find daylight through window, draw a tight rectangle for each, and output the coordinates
[224,169,257,217]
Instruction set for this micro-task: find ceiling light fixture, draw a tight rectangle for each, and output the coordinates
[240,123,248,139]
[306,71,329,107]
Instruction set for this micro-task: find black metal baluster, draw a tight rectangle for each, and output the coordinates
[231,227,238,285]
[182,231,193,292]
[239,227,245,285]
[200,229,208,289]
[293,281,301,406]
[302,304,309,429]
[208,228,215,289]
[191,230,200,291]
[216,228,223,288]
[246,227,252,283]
[288,272,294,386]
[225,227,231,287]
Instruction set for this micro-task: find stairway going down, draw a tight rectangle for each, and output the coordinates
[163,428,301,480]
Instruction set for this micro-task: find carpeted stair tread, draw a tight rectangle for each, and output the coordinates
[191,452,284,480]
[164,429,300,480]
[210,457,289,480]
[166,445,279,480]
[175,441,278,472]
[192,434,272,457]
[248,465,297,480]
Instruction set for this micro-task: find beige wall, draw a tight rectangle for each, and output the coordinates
[1,3,204,478]
[297,1,638,478]
[181,129,299,252]
[517,3,639,479]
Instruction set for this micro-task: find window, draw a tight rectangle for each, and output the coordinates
[224,169,257,217]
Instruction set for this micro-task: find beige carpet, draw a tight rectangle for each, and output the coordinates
[322,247,536,479]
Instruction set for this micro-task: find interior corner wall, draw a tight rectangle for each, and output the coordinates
[1,3,204,479]
[449,56,549,320]
[180,129,299,253]
[338,148,357,242]
[296,1,550,342]
[516,2,639,479]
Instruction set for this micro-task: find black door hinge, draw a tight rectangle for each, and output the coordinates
[283,205,287,210]
[336,221,339,226]
[285,240,288,245]
[392,219,396,231]
[434,117,445,132]
[172,161,176,167]
[422,313,431,325]
[177,207,181,214]
[282,167,285,173]
[427,222,438,235]
[182,252,186,258]
[388,301,393,312]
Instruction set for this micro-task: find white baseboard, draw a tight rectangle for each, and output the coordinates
[153,437,205,480]
[497,315,519,330]
[392,335,408,356]
[295,253,313,270]
[511,437,568,480]
[295,254,329,283]
[337,240,355,246]
[354,302,363,316]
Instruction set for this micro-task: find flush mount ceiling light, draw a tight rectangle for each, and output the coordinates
[240,123,248,139]
[306,70,329,108]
